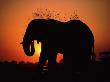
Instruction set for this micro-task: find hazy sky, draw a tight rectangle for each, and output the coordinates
[0,0,110,63]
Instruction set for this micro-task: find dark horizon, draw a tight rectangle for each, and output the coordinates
[0,57,110,82]
[0,51,110,63]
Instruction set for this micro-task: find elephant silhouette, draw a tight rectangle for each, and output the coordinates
[21,19,94,75]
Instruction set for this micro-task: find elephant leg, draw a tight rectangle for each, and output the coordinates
[48,51,57,75]
[37,46,48,73]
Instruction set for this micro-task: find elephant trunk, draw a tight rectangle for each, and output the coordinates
[22,34,35,56]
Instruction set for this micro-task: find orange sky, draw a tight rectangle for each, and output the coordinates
[0,0,110,63]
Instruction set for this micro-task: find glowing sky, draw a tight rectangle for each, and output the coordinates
[0,0,110,63]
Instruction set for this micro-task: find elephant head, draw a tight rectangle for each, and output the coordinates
[21,19,42,56]
[21,19,62,56]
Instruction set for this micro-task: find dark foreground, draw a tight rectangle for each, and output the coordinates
[0,61,110,82]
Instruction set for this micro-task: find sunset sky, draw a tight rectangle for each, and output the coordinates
[0,0,110,63]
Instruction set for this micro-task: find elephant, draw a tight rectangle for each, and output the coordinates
[21,19,94,74]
